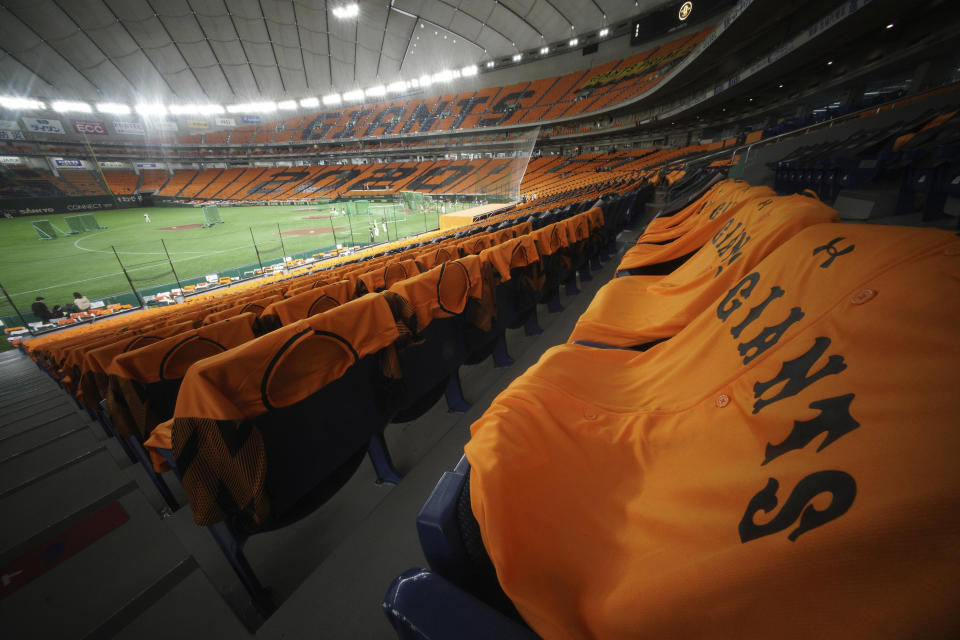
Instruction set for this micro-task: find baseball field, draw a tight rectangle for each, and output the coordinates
[0,200,463,326]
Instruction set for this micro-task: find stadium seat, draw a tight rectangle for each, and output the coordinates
[143,293,406,613]
[570,193,840,348]
[459,223,960,638]
[384,255,484,420]
[618,183,776,275]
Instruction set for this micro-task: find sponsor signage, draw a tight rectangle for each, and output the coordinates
[54,158,84,167]
[22,117,65,134]
[0,119,20,130]
[150,120,178,132]
[135,162,162,169]
[215,117,236,127]
[187,119,209,129]
[72,119,107,135]
[242,115,262,124]
[99,161,128,168]
[0,156,22,164]
[114,120,145,135]
[0,129,25,140]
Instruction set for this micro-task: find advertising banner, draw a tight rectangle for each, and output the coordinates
[0,129,25,140]
[151,120,178,132]
[241,115,262,125]
[0,119,20,130]
[215,116,236,127]
[72,119,108,135]
[22,117,65,134]
[187,119,210,129]
[114,120,145,135]
[54,158,84,168]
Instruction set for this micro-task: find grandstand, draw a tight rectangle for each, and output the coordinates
[0,0,959,638]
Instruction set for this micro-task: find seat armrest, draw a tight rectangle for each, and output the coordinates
[383,569,538,640]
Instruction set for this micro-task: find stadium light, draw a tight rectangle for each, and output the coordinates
[0,96,46,110]
[299,97,319,107]
[418,74,433,87]
[462,65,478,76]
[169,104,225,115]
[332,4,358,19]
[432,70,453,83]
[408,79,419,88]
[226,102,277,113]
[342,89,364,102]
[540,46,549,54]
[365,85,386,97]
[486,61,495,68]
[277,100,298,110]
[569,38,579,46]
[322,93,342,105]
[135,103,167,116]
[52,100,92,113]
[599,28,610,37]
[512,53,522,62]
[387,81,408,93]
[96,102,130,114]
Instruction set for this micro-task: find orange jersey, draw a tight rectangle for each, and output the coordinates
[466,224,960,639]
[570,194,839,347]
[619,183,776,272]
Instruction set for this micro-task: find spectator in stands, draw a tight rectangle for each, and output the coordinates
[31,296,53,322]
[50,305,65,319]
[72,292,91,311]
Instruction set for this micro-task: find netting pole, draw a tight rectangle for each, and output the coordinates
[112,246,143,306]
[391,204,399,240]
[0,282,35,335]
[345,210,355,246]
[160,238,184,295]
[249,228,265,273]
[277,223,288,258]
[330,219,339,255]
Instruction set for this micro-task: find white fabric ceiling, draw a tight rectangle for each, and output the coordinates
[0,0,671,103]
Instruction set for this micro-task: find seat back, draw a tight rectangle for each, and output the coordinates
[169,294,400,529]
[106,313,259,440]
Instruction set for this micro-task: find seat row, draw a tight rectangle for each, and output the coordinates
[24,178,652,616]
[384,178,960,638]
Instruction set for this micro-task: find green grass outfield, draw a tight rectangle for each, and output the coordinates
[0,201,471,324]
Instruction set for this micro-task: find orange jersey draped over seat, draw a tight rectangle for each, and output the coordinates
[156,293,400,526]
[385,255,484,331]
[259,280,354,328]
[466,224,960,639]
[642,178,752,236]
[106,313,259,440]
[618,183,776,273]
[570,194,840,348]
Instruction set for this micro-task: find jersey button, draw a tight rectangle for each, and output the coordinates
[851,289,876,304]
[716,394,730,408]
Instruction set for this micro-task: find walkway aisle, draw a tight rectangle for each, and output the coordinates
[0,349,250,639]
[258,221,647,639]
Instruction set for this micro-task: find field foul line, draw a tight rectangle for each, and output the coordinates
[9,241,296,297]
[73,228,217,257]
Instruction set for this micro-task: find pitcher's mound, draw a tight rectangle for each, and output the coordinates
[284,228,331,236]
[157,223,204,231]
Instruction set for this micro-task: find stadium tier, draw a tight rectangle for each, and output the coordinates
[2,0,959,637]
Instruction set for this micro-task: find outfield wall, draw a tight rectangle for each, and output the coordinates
[0,194,142,217]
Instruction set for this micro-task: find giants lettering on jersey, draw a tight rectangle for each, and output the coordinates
[716,236,860,544]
